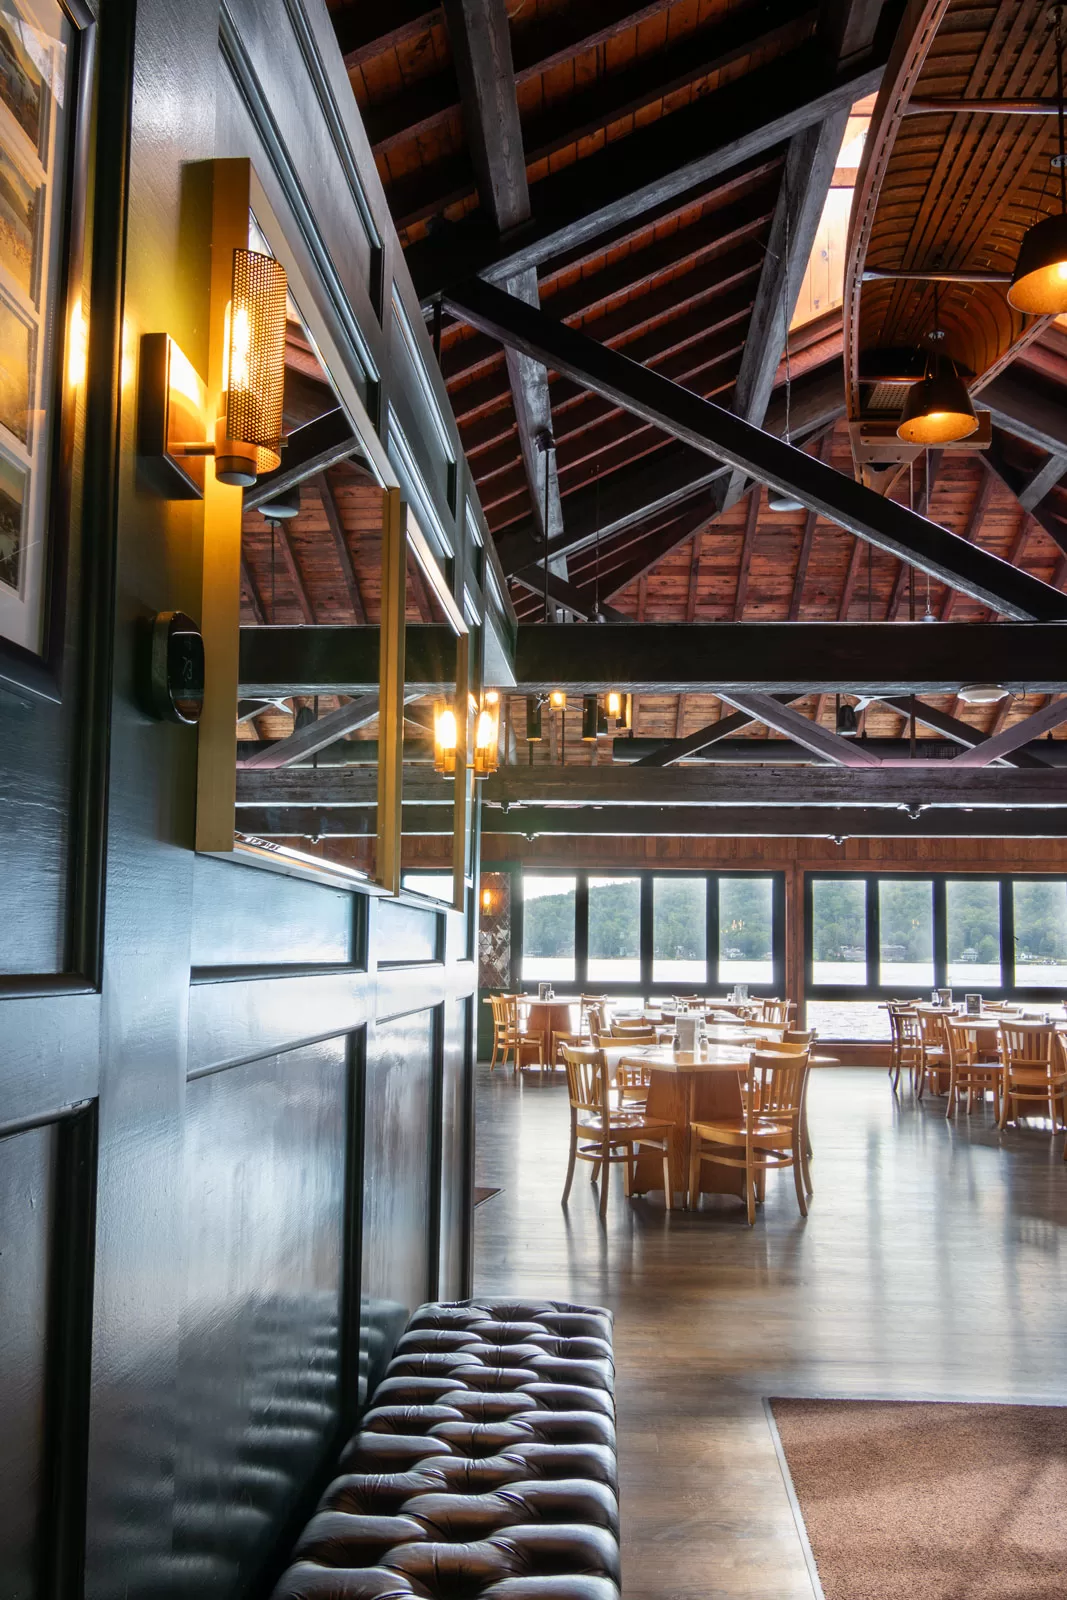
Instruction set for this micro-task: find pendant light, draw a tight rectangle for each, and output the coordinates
[581,695,599,741]
[835,695,859,737]
[897,288,977,444]
[1009,7,1067,313]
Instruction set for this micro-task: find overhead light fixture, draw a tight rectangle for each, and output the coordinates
[768,488,805,513]
[836,696,859,737]
[958,683,1009,705]
[549,689,567,711]
[481,885,493,913]
[433,699,458,775]
[526,697,543,742]
[1009,10,1067,312]
[473,690,500,778]
[257,484,300,520]
[582,695,599,741]
[897,353,978,445]
[216,247,288,486]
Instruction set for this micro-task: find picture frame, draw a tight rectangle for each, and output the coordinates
[0,0,93,695]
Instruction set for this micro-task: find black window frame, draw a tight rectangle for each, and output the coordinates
[512,868,786,999]
[804,871,1067,1007]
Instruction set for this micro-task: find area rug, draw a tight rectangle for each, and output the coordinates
[769,1398,1067,1600]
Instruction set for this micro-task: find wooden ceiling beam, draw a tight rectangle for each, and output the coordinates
[441,182,779,387]
[274,523,315,625]
[333,3,440,70]
[239,622,1067,698]
[408,41,888,300]
[508,566,627,623]
[244,410,362,511]
[733,487,761,619]
[632,696,802,766]
[241,693,386,770]
[316,472,366,624]
[240,802,1067,840]
[718,690,882,766]
[240,556,267,625]
[875,694,1050,768]
[444,278,1067,618]
[493,360,845,579]
[444,0,567,580]
[239,762,1067,809]
[715,112,849,511]
[1018,452,1067,512]
[981,371,1067,460]
[940,470,995,621]
[950,696,1067,767]
[384,0,815,228]
[984,428,1067,558]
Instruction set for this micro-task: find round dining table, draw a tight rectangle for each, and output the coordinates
[601,1026,835,1208]
[520,998,576,1060]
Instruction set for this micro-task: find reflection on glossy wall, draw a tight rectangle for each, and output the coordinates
[174,1042,350,1598]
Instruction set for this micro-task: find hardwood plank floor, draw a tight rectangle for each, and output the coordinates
[472,1063,1067,1600]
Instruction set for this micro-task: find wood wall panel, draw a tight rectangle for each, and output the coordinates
[190,856,357,969]
[0,1122,56,1600]
[175,1042,350,1599]
[361,1010,436,1403]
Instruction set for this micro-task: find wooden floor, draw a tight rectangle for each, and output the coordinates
[472,1063,1067,1600]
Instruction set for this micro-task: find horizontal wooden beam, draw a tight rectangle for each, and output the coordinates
[861,269,1011,283]
[238,625,457,697]
[510,623,1067,695]
[443,279,1067,619]
[615,735,1067,765]
[239,622,1067,697]
[241,803,1067,839]
[240,762,1067,808]
[408,42,886,298]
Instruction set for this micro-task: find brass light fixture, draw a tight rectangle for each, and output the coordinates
[549,689,567,711]
[1009,8,1067,313]
[216,247,288,486]
[473,690,500,778]
[433,699,458,775]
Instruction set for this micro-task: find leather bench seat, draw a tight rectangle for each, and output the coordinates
[273,1300,619,1600]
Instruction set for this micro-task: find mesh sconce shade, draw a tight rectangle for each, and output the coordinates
[219,248,287,483]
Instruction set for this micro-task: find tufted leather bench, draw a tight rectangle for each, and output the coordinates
[272,1298,620,1600]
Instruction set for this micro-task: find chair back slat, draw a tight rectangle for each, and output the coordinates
[749,1048,808,1121]
[1000,1022,1056,1071]
[562,1044,607,1115]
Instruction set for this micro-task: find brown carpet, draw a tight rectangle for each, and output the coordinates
[770,1399,1067,1600]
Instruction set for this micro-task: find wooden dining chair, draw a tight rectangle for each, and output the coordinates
[944,1018,1001,1120]
[916,1009,949,1098]
[743,1036,814,1195]
[560,1045,675,1219]
[503,994,545,1076]
[887,1005,922,1095]
[688,1049,810,1225]
[762,999,795,1027]
[614,1061,652,1111]
[997,1022,1067,1131]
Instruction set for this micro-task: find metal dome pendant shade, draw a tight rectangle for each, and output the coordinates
[1009,7,1067,313]
[1009,207,1067,313]
[897,354,978,445]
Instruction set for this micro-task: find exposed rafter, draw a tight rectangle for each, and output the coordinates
[715,113,848,511]
[407,41,888,300]
[244,410,360,511]
[718,691,882,767]
[442,277,1067,619]
[950,697,1067,767]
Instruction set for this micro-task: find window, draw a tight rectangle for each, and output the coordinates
[587,876,641,982]
[946,879,1001,988]
[811,878,866,985]
[1013,881,1067,987]
[652,877,706,984]
[521,876,576,982]
[719,877,773,984]
[879,878,934,990]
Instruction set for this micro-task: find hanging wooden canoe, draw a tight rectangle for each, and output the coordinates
[844,0,1059,484]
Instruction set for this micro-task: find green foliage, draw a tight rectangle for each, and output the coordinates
[1014,881,1067,963]
[524,884,575,957]
[812,879,867,962]
[653,878,706,961]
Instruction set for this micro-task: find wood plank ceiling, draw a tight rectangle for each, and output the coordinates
[236,0,1067,764]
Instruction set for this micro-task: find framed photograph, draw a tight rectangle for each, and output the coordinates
[0,136,41,298]
[0,0,84,673]
[0,0,47,160]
